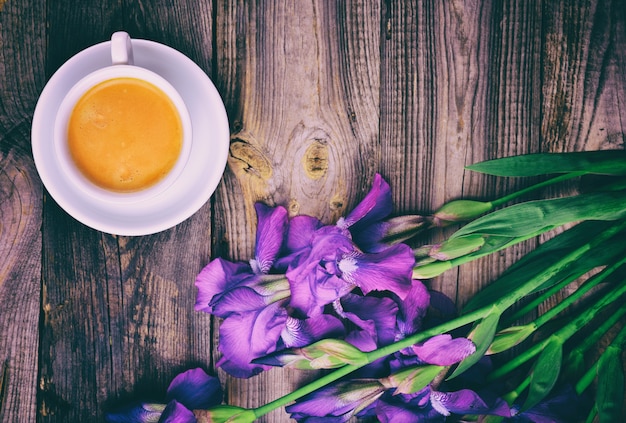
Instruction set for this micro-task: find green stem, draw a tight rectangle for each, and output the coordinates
[569,303,626,359]
[575,320,626,395]
[490,172,586,208]
[253,306,493,419]
[255,221,626,419]
[494,221,626,311]
[533,258,626,328]
[502,272,582,326]
[488,279,626,381]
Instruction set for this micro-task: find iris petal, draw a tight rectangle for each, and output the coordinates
[165,368,222,410]
[286,380,385,422]
[105,402,166,423]
[412,334,476,365]
[346,244,415,300]
[195,259,254,313]
[286,215,324,253]
[217,303,288,378]
[211,286,274,318]
[253,203,288,274]
[158,400,196,423]
[430,389,510,417]
[341,294,398,347]
[396,280,430,338]
[281,315,345,348]
[340,174,392,230]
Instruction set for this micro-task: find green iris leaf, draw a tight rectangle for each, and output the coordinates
[522,335,563,412]
[466,150,626,177]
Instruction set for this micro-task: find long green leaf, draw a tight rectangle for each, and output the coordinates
[450,192,626,240]
[461,221,610,312]
[522,335,563,411]
[466,150,626,177]
[596,346,625,422]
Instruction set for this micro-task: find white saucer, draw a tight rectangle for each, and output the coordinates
[32,39,230,236]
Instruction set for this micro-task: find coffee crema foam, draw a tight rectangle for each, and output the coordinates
[67,77,183,192]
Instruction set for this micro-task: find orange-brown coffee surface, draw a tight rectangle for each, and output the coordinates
[68,77,183,192]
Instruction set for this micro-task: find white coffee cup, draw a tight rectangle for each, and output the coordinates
[53,31,193,204]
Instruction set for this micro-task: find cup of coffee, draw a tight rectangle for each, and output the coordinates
[54,31,193,203]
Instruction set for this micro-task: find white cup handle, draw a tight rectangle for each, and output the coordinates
[111,31,134,65]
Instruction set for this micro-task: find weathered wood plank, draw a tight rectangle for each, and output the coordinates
[37,0,217,421]
[0,0,624,421]
[0,0,46,421]
[213,0,381,420]
[537,0,626,325]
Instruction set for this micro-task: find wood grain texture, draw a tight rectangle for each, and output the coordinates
[0,0,46,421]
[0,0,625,422]
[36,0,217,421]
[213,1,381,419]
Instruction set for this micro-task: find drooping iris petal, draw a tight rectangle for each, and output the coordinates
[251,203,288,274]
[341,294,398,348]
[281,315,345,348]
[340,244,415,300]
[165,368,222,410]
[105,402,166,423]
[286,380,385,423]
[217,302,288,378]
[195,258,255,313]
[396,280,430,339]
[211,286,279,318]
[339,173,392,230]
[285,215,324,254]
[158,400,196,423]
[429,389,510,417]
[335,174,394,253]
[412,334,475,366]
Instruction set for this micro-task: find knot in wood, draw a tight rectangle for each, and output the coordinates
[229,138,272,180]
[302,139,329,180]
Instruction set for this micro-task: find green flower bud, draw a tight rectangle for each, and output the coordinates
[380,215,429,245]
[383,365,444,395]
[429,235,485,261]
[433,200,493,226]
[301,339,369,368]
[413,260,453,279]
[487,324,536,354]
[195,405,256,423]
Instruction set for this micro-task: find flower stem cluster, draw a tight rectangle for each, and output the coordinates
[109,150,626,422]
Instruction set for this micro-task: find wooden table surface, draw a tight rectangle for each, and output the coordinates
[1,0,625,421]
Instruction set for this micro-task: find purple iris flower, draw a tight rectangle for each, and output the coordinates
[195,204,288,315]
[375,386,511,422]
[286,224,415,317]
[286,380,386,422]
[105,368,223,423]
[429,388,510,417]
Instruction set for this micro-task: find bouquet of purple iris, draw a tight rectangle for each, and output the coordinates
[107,151,626,423]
